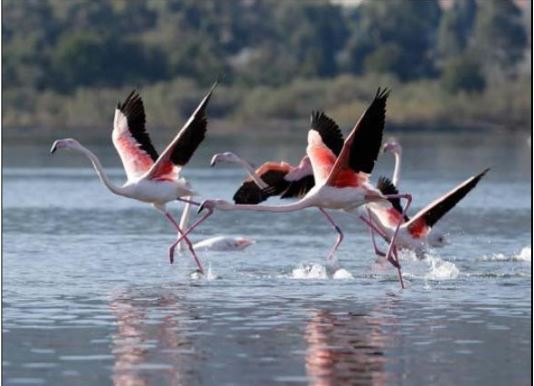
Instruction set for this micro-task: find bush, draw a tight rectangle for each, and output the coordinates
[441,56,486,94]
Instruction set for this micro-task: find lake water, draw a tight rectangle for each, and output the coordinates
[3,133,532,386]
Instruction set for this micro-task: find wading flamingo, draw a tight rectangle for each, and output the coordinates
[50,83,218,273]
[179,89,413,288]
[177,197,254,252]
[382,141,402,186]
[363,168,489,259]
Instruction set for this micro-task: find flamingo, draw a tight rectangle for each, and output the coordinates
[210,151,316,205]
[382,141,402,186]
[178,88,413,287]
[363,168,489,259]
[176,197,254,252]
[50,83,218,273]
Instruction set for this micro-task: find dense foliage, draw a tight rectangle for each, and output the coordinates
[2,0,530,136]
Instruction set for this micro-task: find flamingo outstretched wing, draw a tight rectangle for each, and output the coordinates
[232,157,316,204]
[234,111,341,204]
[325,88,389,188]
[144,82,218,181]
[113,90,159,180]
[405,168,489,238]
[376,176,408,220]
[306,111,344,185]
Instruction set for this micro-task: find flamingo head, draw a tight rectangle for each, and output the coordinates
[197,199,232,213]
[427,230,449,247]
[233,237,254,250]
[382,141,401,155]
[50,138,82,154]
[210,152,241,167]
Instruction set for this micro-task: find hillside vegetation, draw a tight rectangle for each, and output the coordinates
[3,0,531,140]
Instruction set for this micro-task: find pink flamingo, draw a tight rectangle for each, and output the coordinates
[363,169,489,259]
[179,89,413,287]
[209,112,340,266]
[50,83,218,273]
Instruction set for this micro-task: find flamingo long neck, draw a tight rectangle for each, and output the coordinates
[217,198,310,213]
[178,196,193,252]
[392,151,401,186]
[233,157,268,189]
[77,146,126,196]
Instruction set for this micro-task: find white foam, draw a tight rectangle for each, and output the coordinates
[291,263,328,279]
[479,246,532,263]
[189,263,218,280]
[332,269,354,280]
[395,250,460,281]
[516,246,531,262]
[290,263,354,280]
[424,258,460,280]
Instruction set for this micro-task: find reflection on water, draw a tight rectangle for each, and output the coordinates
[305,307,392,386]
[3,135,531,386]
[110,289,195,386]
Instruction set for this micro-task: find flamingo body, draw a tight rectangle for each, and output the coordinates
[365,168,489,256]
[51,83,219,271]
[121,178,193,206]
[192,236,254,251]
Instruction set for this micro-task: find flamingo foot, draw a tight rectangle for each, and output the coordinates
[168,243,176,264]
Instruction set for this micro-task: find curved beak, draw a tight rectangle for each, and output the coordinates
[197,202,206,214]
[382,143,391,153]
[237,239,254,249]
[209,155,219,167]
[50,141,59,154]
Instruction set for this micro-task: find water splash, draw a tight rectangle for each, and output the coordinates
[291,263,328,279]
[479,246,532,263]
[399,251,459,281]
[290,264,354,280]
[189,263,219,280]
[332,269,354,280]
[424,258,460,280]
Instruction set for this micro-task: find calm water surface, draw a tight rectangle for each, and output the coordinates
[3,133,532,385]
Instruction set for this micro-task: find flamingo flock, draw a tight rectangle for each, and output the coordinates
[51,84,488,288]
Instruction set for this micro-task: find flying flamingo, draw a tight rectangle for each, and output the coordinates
[176,197,254,252]
[210,151,316,205]
[50,83,218,273]
[363,169,489,259]
[208,113,344,271]
[178,89,413,287]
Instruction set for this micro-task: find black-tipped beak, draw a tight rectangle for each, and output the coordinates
[197,203,205,214]
[209,155,219,167]
[50,143,58,154]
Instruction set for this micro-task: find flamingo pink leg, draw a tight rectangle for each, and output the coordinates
[164,212,204,273]
[171,207,215,248]
[381,193,412,289]
[358,214,399,267]
[360,215,386,257]
[177,197,201,206]
[319,208,344,262]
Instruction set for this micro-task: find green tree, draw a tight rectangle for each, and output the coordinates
[437,0,477,60]
[472,0,527,78]
[341,0,442,80]
[441,55,485,94]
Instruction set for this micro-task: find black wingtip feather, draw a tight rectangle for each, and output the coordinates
[421,167,489,227]
[117,89,159,162]
[168,82,218,166]
[376,176,408,219]
[310,111,344,156]
[348,87,390,174]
